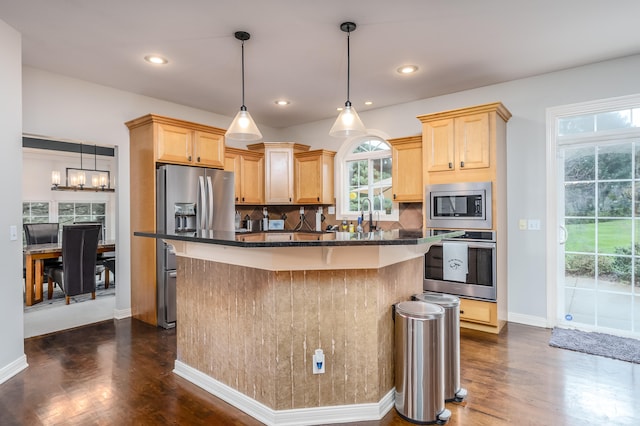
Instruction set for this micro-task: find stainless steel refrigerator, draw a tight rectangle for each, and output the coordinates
[156,164,235,329]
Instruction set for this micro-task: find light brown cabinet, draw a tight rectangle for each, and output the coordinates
[224,147,264,204]
[294,150,335,204]
[419,102,510,184]
[389,136,423,202]
[247,142,310,204]
[156,121,225,168]
[419,102,511,334]
[125,114,228,326]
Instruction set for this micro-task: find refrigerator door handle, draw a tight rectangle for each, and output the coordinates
[198,175,207,230]
[206,175,214,230]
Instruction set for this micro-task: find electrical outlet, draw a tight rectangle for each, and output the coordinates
[328,206,335,215]
[312,349,325,374]
[518,219,527,230]
[9,225,17,241]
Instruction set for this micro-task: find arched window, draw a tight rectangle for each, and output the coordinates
[335,135,398,222]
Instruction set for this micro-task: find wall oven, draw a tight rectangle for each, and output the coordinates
[424,230,496,301]
[426,181,492,230]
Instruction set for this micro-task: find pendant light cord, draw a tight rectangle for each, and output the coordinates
[241,39,246,110]
[346,29,351,107]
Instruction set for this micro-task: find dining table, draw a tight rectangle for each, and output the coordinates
[23,240,116,306]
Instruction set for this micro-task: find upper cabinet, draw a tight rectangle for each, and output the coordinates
[224,147,264,205]
[129,114,226,168]
[389,136,423,202]
[294,150,336,204]
[418,102,511,183]
[247,142,310,204]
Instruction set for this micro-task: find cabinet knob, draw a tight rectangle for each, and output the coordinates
[235,197,239,202]
[242,197,245,202]
[197,156,201,162]
[460,161,465,168]
[316,197,320,202]
[188,155,192,162]
[289,198,292,202]
[448,162,453,169]
[393,194,397,200]
[460,310,465,314]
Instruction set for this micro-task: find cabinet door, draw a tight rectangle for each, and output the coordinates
[294,155,322,204]
[264,148,293,203]
[423,119,455,172]
[455,112,490,170]
[193,131,224,168]
[391,140,422,202]
[224,153,242,203]
[459,298,497,326]
[240,155,264,204]
[156,123,192,164]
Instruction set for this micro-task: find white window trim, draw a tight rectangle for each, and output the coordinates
[334,129,399,222]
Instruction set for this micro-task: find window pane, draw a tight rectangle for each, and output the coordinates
[598,254,631,286]
[598,143,632,180]
[559,115,595,136]
[598,182,631,217]
[564,146,595,181]
[565,254,595,287]
[565,288,595,325]
[597,293,632,330]
[92,203,106,215]
[59,202,74,216]
[565,182,595,216]
[597,219,631,255]
[595,110,631,132]
[566,218,595,253]
[75,203,91,216]
[351,139,390,153]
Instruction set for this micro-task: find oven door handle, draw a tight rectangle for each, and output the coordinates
[438,241,496,249]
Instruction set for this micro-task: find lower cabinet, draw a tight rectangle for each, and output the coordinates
[459,298,505,334]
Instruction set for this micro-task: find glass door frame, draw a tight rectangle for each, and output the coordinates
[546,93,640,329]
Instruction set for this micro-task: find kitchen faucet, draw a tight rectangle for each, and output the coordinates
[361,197,374,232]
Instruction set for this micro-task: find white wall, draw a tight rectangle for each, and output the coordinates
[287,54,640,324]
[0,19,27,384]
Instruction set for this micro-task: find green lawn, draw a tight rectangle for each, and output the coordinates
[566,219,633,253]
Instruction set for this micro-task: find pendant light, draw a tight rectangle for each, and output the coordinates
[329,22,367,138]
[225,31,262,142]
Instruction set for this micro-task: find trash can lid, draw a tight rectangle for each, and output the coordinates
[413,292,460,308]
[395,301,444,319]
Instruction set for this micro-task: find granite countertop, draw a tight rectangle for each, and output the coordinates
[133,229,463,248]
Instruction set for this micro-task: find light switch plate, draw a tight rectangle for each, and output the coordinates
[528,219,541,231]
[518,219,527,230]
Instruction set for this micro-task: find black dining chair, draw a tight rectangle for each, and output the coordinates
[47,224,101,305]
[23,223,62,292]
[102,257,116,289]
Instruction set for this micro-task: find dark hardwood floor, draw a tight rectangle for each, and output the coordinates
[1,319,638,425]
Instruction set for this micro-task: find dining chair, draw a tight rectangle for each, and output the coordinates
[23,223,62,295]
[102,258,116,289]
[47,224,101,305]
[72,220,110,279]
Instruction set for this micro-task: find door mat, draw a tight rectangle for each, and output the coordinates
[549,327,640,364]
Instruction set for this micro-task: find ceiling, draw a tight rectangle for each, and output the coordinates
[2,0,639,129]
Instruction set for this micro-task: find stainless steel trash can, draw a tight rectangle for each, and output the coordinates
[413,292,467,402]
[394,301,451,424]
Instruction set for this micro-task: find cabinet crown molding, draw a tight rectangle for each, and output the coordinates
[125,113,226,135]
[417,102,512,123]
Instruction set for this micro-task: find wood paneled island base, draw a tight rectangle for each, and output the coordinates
[170,243,424,425]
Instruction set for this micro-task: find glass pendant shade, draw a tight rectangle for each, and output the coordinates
[226,107,262,141]
[329,103,366,138]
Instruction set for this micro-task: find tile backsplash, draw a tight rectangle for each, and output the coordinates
[235,202,423,232]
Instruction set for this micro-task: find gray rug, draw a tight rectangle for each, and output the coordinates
[549,327,640,364]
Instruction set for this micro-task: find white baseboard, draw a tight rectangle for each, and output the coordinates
[173,361,395,426]
[113,307,131,320]
[0,354,28,385]
[508,312,549,328]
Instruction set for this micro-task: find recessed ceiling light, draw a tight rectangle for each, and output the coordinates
[364,101,373,106]
[397,65,418,74]
[144,55,169,65]
[274,100,290,106]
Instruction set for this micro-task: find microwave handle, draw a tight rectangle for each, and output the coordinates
[438,241,496,249]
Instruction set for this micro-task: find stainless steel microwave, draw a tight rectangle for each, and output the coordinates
[426,181,492,230]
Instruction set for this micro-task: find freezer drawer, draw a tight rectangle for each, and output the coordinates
[158,270,177,328]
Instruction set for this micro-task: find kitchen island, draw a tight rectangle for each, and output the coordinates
[134,229,460,425]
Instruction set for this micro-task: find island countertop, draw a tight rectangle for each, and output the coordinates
[133,228,463,248]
